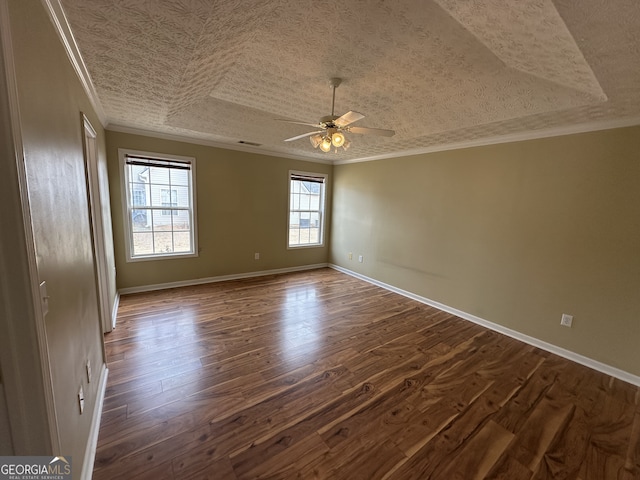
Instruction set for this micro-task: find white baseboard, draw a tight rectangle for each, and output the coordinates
[330,264,640,387]
[110,293,120,331]
[118,263,329,295]
[81,363,108,480]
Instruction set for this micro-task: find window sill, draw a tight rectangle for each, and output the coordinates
[126,251,199,262]
[287,244,324,250]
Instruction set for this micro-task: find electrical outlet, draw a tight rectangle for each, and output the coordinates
[78,385,85,414]
[86,360,92,383]
[254,253,260,260]
[560,314,573,327]
[358,255,364,263]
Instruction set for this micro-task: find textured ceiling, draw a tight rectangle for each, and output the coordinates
[59,0,640,163]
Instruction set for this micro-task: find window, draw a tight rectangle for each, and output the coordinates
[120,149,197,261]
[288,171,327,248]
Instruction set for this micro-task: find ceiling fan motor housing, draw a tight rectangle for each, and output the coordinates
[320,115,340,127]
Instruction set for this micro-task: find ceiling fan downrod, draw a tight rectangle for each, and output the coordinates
[329,77,342,117]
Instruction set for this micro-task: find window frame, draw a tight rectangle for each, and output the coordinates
[287,170,327,249]
[119,148,198,262]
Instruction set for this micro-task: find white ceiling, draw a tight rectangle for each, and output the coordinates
[59,0,640,163]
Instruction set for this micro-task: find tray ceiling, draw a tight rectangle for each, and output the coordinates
[59,0,640,163]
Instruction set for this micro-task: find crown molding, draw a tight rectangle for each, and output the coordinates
[106,124,334,165]
[41,0,107,126]
[109,114,640,167]
[333,115,640,165]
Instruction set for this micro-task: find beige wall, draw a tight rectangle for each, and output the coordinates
[106,131,332,290]
[0,382,11,454]
[0,31,29,452]
[6,0,110,473]
[331,126,640,376]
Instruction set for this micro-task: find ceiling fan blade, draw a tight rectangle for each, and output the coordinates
[334,111,365,128]
[284,130,323,142]
[276,119,322,128]
[348,126,395,137]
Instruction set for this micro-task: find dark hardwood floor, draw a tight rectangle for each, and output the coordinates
[93,268,640,479]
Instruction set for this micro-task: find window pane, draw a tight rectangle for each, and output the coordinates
[299,211,310,228]
[174,213,190,231]
[174,186,189,207]
[131,209,151,232]
[132,232,153,255]
[289,227,299,246]
[299,188,310,210]
[170,168,189,186]
[309,193,320,210]
[130,183,149,207]
[151,209,171,231]
[310,212,320,243]
[148,166,170,185]
[299,227,310,243]
[173,232,191,252]
[130,164,149,180]
[154,232,173,254]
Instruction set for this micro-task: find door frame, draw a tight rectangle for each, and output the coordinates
[0,0,60,453]
[81,114,113,334]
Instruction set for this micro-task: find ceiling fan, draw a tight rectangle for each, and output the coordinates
[278,78,395,153]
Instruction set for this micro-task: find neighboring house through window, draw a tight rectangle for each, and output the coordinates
[288,171,327,247]
[161,188,178,216]
[120,149,198,261]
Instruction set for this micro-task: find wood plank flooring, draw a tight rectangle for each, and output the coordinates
[93,268,640,479]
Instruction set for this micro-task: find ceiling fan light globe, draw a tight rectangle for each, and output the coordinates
[309,134,323,148]
[332,131,346,147]
[320,136,332,152]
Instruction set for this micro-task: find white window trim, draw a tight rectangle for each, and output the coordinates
[119,148,198,262]
[287,170,327,249]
